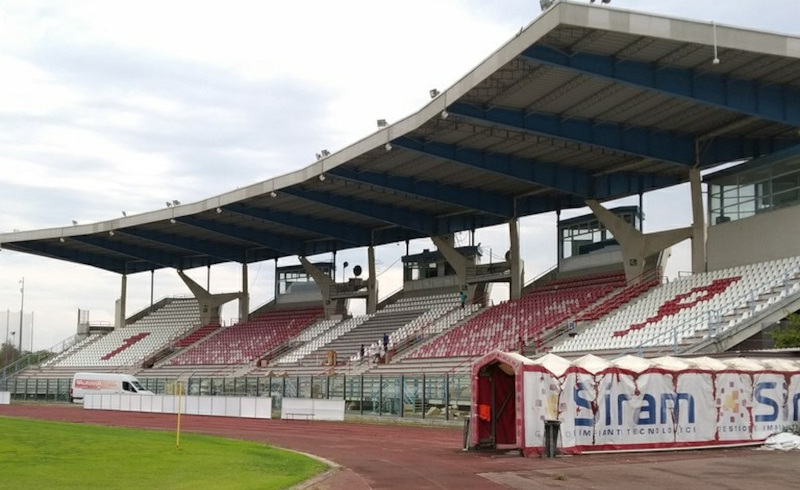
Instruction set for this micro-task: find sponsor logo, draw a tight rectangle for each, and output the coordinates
[573,382,695,427]
[74,379,117,390]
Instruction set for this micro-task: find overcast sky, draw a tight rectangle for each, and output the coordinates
[1,0,799,351]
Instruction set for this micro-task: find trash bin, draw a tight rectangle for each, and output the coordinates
[543,419,560,458]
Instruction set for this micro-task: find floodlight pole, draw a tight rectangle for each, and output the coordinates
[18,277,24,353]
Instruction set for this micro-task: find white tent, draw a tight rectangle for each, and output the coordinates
[471,351,800,456]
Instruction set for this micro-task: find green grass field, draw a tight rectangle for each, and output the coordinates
[0,417,327,490]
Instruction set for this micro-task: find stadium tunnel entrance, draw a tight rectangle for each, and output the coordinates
[472,353,520,450]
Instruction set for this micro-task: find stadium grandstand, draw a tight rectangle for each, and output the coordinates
[3,1,800,420]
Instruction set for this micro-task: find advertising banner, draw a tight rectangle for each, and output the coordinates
[523,369,561,447]
[530,359,800,453]
[472,351,800,455]
[559,370,597,451]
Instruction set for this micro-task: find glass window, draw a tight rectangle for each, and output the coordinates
[708,157,800,225]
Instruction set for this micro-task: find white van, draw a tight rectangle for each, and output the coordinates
[70,372,154,403]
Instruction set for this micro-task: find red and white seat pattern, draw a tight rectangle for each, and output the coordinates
[168,307,323,365]
[554,256,800,353]
[407,273,625,359]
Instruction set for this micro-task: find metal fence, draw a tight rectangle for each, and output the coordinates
[1,373,472,420]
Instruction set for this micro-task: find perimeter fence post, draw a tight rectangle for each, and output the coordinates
[359,375,364,415]
[445,375,451,421]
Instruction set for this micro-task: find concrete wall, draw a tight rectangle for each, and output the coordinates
[707,205,800,271]
[276,289,323,304]
[404,275,459,292]
[559,247,623,273]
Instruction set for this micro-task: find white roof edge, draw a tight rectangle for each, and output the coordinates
[559,1,800,58]
[0,6,561,245]
[4,2,800,245]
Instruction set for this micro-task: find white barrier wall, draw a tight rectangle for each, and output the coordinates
[281,398,345,421]
[0,391,10,404]
[84,394,272,419]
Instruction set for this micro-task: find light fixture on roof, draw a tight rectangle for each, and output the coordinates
[429,88,440,98]
[166,201,172,207]
[315,153,322,160]
[377,119,388,128]
[711,21,720,65]
[320,149,330,157]
[71,220,78,225]
[441,109,449,119]
[172,200,180,206]
[121,210,127,217]
[270,191,277,198]
[540,0,555,10]
[589,0,611,3]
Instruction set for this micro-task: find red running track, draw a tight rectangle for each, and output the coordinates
[3,404,800,489]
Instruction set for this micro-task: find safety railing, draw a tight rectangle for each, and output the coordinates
[1,372,472,421]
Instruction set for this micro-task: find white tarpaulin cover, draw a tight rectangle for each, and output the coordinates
[471,350,800,456]
[762,432,800,451]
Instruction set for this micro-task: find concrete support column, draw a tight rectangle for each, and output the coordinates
[240,262,250,323]
[431,236,470,287]
[690,166,707,274]
[367,245,378,315]
[178,270,239,325]
[509,218,522,301]
[298,256,335,317]
[118,274,127,328]
[586,200,692,282]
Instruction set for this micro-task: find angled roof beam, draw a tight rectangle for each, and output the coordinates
[372,228,429,247]
[517,194,590,215]
[393,136,592,197]
[176,216,345,257]
[593,172,681,197]
[327,167,514,218]
[521,45,800,127]
[120,228,248,263]
[70,235,194,269]
[282,187,438,235]
[5,241,130,274]
[393,137,677,199]
[224,203,370,245]
[448,102,697,165]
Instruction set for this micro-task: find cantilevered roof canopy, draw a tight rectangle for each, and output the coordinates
[3,1,800,274]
